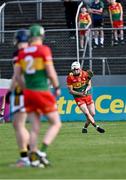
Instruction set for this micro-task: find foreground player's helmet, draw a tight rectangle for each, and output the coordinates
[29,24,45,38]
[14,29,29,45]
[71,61,81,70]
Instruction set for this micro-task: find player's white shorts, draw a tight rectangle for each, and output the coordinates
[10,93,26,113]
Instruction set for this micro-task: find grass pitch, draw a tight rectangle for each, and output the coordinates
[0,121,126,179]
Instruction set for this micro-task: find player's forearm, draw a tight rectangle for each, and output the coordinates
[46,64,60,89]
[119,4,123,20]
[109,12,113,25]
[49,74,60,89]
[48,69,60,89]
[86,22,91,29]
[49,72,61,97]
[92,9,103,14]
[120,12,123,21]
[69,89,84,96]
[15,76,25,89]
[10,75,17,91]
[86,85,91,92]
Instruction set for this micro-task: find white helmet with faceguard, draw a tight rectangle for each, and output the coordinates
[71,61,81,70]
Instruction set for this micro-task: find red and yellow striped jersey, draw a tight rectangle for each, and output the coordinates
[79,13,91,28]
[67,70,91,98]
[16,44,53,90]
[109,2,123,21]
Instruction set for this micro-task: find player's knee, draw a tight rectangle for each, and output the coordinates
[57,120,62,130]
[13,120,20,130]
[54,120,62,129]
[91,112,95,117]
[33,125,40,134]
[84,112,90,117]
[58,121,62,129]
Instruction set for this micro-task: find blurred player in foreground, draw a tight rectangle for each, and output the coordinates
[13,24,62,167]
[8,29,30,167]
[66,61,105,133]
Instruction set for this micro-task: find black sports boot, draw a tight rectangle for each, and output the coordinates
[82,127,88,133]
[96,126,105,133]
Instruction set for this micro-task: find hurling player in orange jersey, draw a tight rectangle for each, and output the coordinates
[67,61,105,134]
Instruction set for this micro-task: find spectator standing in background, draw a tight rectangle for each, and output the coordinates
[89,0,104,48]
[64,0,78,39]
[83,0,94,7]
[109,0,124,45]
[78,6,92,50]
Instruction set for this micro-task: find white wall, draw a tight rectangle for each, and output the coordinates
[0,79,11,89]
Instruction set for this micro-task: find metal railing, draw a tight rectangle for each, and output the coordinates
[0,28,126,77]
[0,0,126,77]
[0,3,5,43]
[0,0,43,42]
[0,56,126,77]
[0,0,65,43]
[75,1,83,63]
[75,1,126,71]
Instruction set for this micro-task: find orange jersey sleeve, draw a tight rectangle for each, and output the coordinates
[66,73,73,87]
[67,71,89,86]
[82,70,89,80]
[79,13,91,24]
[40,45,53,65]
